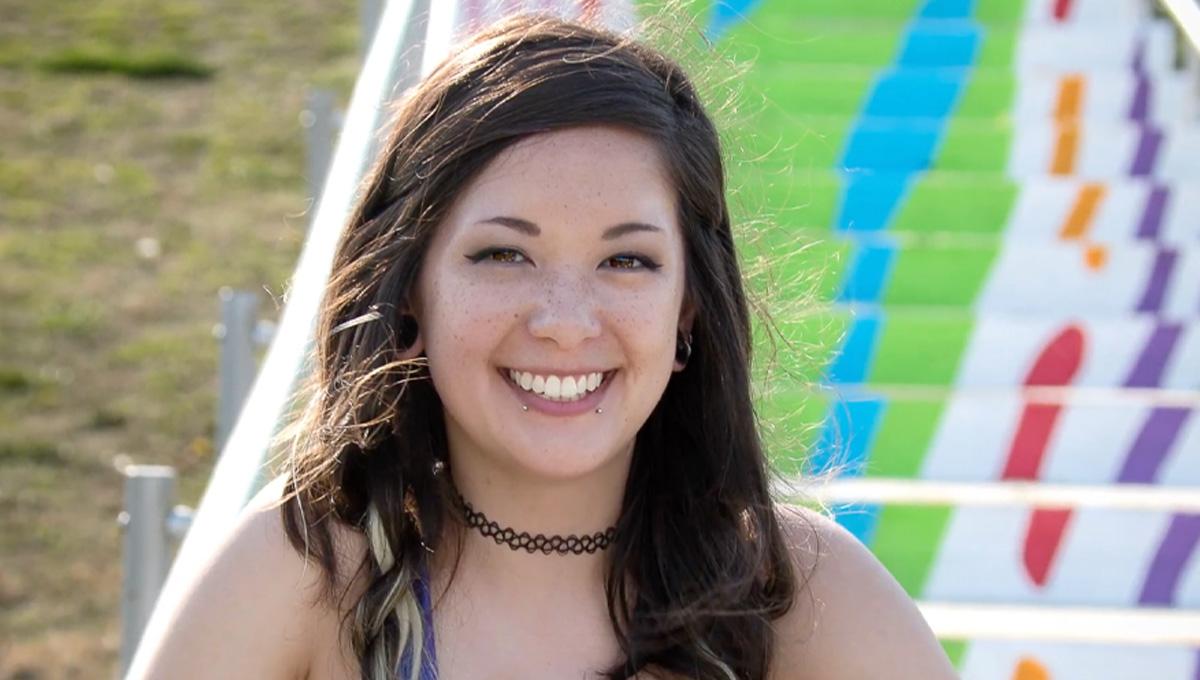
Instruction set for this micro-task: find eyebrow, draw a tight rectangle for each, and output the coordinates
[476,216,663,240]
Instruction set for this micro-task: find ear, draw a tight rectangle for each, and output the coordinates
[397,310,425,360]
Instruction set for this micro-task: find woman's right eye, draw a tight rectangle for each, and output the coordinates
[465,247,529,265]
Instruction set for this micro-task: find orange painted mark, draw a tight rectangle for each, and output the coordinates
[1050,123,1080,175]
[1059,183,1105,240]
[1014,657,1051,680]
[1054,74,1084,122]
[1084,244,1108,271]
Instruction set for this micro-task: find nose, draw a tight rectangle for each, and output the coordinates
[527,271,603,349]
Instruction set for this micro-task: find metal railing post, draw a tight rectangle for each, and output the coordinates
[117,466,177,677]
[301,88,338,210]
[214,288,260,452]
[361,0,385,59]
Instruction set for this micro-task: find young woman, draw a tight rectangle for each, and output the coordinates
[135,13,957,680]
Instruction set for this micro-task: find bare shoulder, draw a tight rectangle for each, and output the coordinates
[128,476,368,680]
[769,504,959,680]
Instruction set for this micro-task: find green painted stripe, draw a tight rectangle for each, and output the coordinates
[758,388,832,476]
[731,168,1019,235]
[940,639,968,669]
[714,0,1029,24]
[890,173,1017,235]
[744,67,1018,119]
[955,69,1018,118]
[871,504,954,598]
[883,242,999,307]
[724,22,1020,68]
[741,116,1017,174]
[872,312,975,384]
[937,118,1014,172]
[866,397,945,478]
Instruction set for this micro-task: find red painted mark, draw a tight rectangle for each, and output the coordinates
[1004,325,1085,586]
[579,0,602,21]
[1053,0,1073,21]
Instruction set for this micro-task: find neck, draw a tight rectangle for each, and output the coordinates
[435,444,633,592]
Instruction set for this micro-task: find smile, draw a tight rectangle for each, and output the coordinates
[503,369,612,402]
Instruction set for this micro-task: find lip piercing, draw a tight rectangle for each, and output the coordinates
[520,405,603,414]
[522,405,529,412]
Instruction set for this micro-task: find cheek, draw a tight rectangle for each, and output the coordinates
[420,273,513,369]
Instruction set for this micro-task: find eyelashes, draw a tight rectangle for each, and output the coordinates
[464,247,662,272]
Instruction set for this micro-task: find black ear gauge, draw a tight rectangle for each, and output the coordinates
[675,330,693,366]
[398,314,419,349]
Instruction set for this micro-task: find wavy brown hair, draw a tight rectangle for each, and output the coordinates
[276,11,809,680]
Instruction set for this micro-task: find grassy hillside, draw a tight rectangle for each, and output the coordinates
[0,1,359,676]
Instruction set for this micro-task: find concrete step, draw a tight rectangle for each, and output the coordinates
[768,239,1200,318]
[778,478,1200,609]
[770,309,1200,390]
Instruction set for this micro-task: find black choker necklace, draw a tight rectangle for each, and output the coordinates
[452,490,617,555]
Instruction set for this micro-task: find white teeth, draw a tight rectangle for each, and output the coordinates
[507,370,608,402]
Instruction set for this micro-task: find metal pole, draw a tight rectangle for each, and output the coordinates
[118,466,177,676]
[301,88,337,209]
[214,288,260,452]
[361,0,385,59]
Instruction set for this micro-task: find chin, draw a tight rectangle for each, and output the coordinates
[499,434,633,483]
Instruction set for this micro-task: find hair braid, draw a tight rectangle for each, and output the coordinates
[355,501,426,680]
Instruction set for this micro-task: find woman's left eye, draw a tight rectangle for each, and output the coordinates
[603,254,661,271]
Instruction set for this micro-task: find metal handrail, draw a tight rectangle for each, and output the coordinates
[1158,0,1200,56]
[122,1,428,675]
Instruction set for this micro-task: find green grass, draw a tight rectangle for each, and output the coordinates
[0,0,361,674]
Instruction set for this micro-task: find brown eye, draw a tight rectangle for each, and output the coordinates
[465,248,529,265]
[603,254,661,271]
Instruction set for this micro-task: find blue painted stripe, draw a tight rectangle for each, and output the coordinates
[809,396,885,477]
[836,172,913,231]
[833,0,983,254]
[920,0,976,18]
[898,23,982,68]
[828,310,885,383]
[706,0,763,42]
[837,241,897,303]
[833,502,883,545]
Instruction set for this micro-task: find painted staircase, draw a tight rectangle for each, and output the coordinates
[708,0,1200,677]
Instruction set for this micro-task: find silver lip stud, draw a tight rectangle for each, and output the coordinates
[521,405,529,412]
[595,408,603,414]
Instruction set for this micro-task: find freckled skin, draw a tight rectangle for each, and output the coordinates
[413,125,689,484]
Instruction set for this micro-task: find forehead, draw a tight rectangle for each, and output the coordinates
[440,125,679,236]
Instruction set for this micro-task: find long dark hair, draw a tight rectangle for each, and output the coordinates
[277,12,804,679]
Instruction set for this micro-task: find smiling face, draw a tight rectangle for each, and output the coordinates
[413,125,690,484]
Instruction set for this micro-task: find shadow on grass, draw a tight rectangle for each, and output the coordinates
[38,47,214,80]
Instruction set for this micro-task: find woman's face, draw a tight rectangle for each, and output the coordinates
[414,125,689,483]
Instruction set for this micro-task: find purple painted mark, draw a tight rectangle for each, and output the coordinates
[1129,75,1151,121]
[1140,513,1200,605]
[1135,185,1170,239]
[1136,248,1178,313]
[1117,407,1191,483]
[1125,322,1184,387]
[1129,39,1151,122]
[1129,125,1163,176]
